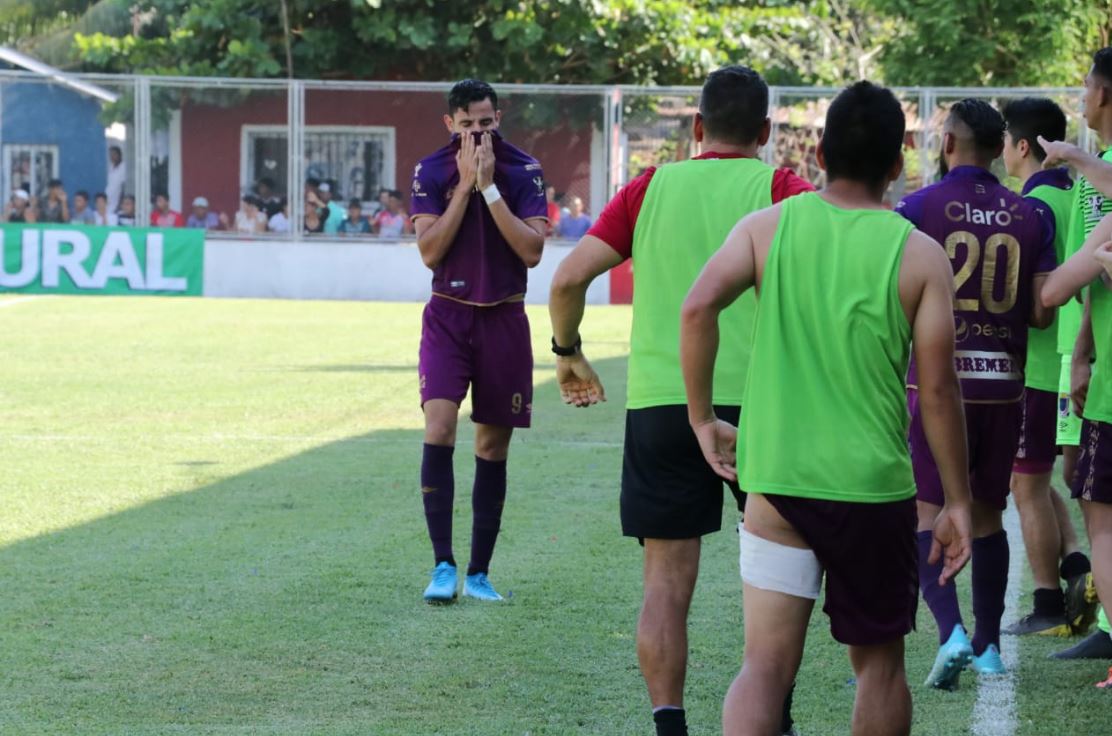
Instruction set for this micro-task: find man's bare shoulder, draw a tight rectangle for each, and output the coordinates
[903,229,946,267]
[732,202,785,245]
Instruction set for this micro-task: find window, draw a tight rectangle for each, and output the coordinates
[3,144,59,202]
[241,126,396,204]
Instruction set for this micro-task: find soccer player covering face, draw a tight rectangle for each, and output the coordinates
[549,66,812,736]
[1041,46,1112,689]
[999,98,1095,639]
[410,80,548,603]
[896,99,1056,688]
[682,81,973,736]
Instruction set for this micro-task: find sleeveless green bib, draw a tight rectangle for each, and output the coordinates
[626,157,774,409]
[740,193,916,503]
[1025,181,1072,390]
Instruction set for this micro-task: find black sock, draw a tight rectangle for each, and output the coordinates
[653,708,687,736]
[1033,587,1065,616]
[1060,551,1091,580]
[434,556,456,568]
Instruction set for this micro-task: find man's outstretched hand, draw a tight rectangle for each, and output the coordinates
[556,353,606,407]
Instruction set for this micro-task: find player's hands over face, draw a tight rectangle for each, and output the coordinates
[456,131,479,190]
[1037,136,1081,169]
[928,501,972,586]
[692,419,737,482]
[476,132,496,190]
[556,353,606,407]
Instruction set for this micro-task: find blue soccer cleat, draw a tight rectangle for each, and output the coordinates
[970,644,1006,676]
[423,561,458,604]
[925,624,974,690]
[463,572,504,601]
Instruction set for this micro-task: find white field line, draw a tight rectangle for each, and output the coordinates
[0,432,623,448]
[971,503,1023,736]
[0,296,39,309]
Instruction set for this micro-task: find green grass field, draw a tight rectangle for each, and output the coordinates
[0,295,1107,734]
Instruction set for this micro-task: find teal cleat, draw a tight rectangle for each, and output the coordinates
[925,624,974,690]
[970,644,1006,676]
[463,572,504,601]
[423,561,458,604]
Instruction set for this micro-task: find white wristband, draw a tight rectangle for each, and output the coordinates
[481,184,502,205]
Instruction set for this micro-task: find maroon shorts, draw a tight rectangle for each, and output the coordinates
[1013,388,1058,475]
[418,296,533,428]
[764,494,918,646]
[908,389,1022,510]
[1071,419,1112,504]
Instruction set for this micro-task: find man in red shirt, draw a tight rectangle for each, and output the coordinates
[549,66,812,736]
[150,192,184,228]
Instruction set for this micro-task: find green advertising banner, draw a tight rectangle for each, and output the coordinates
[0,224,203,296]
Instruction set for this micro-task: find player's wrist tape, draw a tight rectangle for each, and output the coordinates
[481,184,502,205]
[551,335,581,357]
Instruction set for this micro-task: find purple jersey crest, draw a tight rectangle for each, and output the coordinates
[898,166,1056,402]
[410,131,547,304]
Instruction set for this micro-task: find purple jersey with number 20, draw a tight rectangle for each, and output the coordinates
[410,131,548,305]
[898,166,1056,402]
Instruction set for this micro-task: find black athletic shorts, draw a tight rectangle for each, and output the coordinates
[620,404,744,540]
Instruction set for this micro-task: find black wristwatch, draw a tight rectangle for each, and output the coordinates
[551,335,582,357]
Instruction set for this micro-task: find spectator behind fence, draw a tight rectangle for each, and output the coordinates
[304,188,330,234]
[545,183,561,235]
[41,179,69,223]
[375,190,412,237]
[268,197,290,233]
[106,145,126,215]
[556,195,592,239]
[376,187,391,216]
[235,195,268,234]
[151,192,184,228]
[117,194,137,226]
[254,177,283,218]
[319,181,345,235]
[94,192,117,226]
[69,190,96,225]
[186,196,227,230]
[338,198,372,235]
[6,188,33,223]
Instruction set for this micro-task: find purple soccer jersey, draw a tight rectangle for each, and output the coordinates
[898,166,1056,402]
[410,131,548,305]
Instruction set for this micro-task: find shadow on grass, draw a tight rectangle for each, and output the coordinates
[0,356,648,735]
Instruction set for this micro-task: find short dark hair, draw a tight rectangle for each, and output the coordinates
[948,98,1005,156]
[389,189,404,199]
[698,65,769,144]
[94,192,107,201]
[1002,98,1067,162]
[821,81,906,189]
[48,178,63,188]
[74,190,89,200]
[153,191,169,201]
[122,194,135,203]
[306,177,320,189]
[242,194,263,207]
[448,79,498,114]
[109,145,122,155]
[1093,47,1112,85]
[348,198,362,209]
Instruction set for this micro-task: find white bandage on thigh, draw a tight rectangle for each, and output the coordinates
[738,527,823,600]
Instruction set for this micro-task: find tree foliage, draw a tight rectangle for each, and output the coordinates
[864,0,1112,86]
[2,0,1110,87]
[66,0,892,85]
